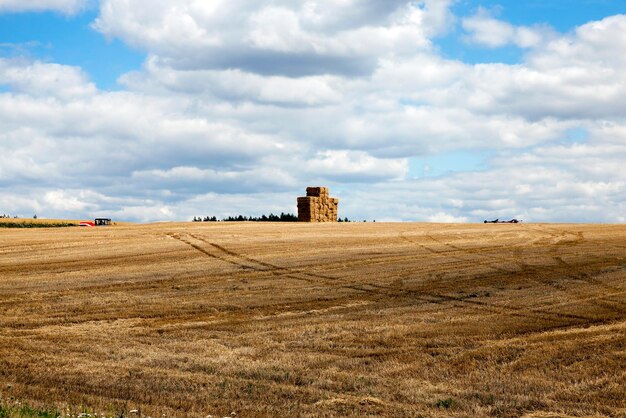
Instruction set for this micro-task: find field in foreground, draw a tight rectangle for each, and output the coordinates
[0,222,624,417]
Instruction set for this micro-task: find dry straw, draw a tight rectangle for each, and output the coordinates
[297,187,339,222]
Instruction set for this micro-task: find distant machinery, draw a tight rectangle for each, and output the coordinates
[80,218,112,227]
[484,219,521,224]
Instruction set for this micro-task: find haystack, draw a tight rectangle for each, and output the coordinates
[297,187,339,222]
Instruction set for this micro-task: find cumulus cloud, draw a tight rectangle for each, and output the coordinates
[462,8,553,48]
[0,0,87,14]
[1,3,626,223]
[304,151,408,182]
[530,15,626,69]
[0,58,96,98]
[120,61,343,107]
[93,0,453,76]
[337,149,626,223]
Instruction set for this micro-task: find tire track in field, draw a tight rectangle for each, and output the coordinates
[0,250,189,275]
[174,233,597,325]
[196,230,476,283]
[190,234,339,283]
[185,233,423,298]
[426,228,617,294]
[528,226,626,312]
[402,289,595,322]
[404,229,626,314]
[188,233,449,291]
[168,233,300,276]
[400,232,521,276]
[190,233,456,284]
[397,232,611,321]
[170,233,373,294]
[424,233,532,273]
[205,233,598,323]
[190,233,504,295]
[442,228,626,313]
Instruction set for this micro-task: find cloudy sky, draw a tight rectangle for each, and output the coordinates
[1,0,625,223]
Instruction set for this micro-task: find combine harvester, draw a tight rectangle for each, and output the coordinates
[79,218,112,227]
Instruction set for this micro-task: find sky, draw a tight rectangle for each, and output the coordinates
[1,0,625,223]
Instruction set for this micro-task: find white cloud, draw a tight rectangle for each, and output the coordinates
[0,59,96,99]
[530,15,626,69]
[0,0,87,14]
[462,8,553,49]
[43,190,95,212]
[93,0,449,76]
[305,151,408,182]
[131,166,299,194]
[1,5,626,223]
[427,212,469,223]
[120,62,343,107]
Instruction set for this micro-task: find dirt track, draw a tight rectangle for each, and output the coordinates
[0,222,625,417]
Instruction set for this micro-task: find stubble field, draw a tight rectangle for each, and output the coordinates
[0,222,625,417]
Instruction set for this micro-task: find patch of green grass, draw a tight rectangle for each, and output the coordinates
[435,398,455,409]
[0,400,61,418]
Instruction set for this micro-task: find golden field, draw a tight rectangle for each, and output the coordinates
[0,218,81,226]
[0,222,624,417]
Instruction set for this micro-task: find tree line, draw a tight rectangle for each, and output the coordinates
[193,213,297,222]
[193,213,353,222]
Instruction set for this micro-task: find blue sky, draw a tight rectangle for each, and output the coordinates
[0,0,625,222]
[454,0,625,30]
[0,10,142,89]
[3,1,624,87]
[438,0,626,63]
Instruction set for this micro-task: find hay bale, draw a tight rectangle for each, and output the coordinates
[298,187,339,222]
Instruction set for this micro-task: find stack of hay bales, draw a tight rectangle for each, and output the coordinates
[297,187,339,222]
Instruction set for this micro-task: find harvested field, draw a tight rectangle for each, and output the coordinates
[0,218,81,228]
[0,222,625,417]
